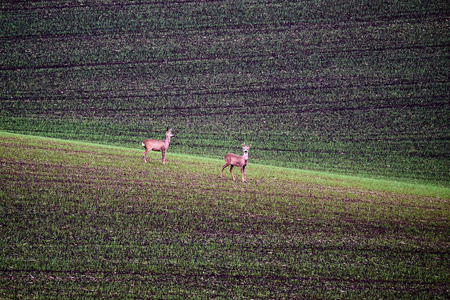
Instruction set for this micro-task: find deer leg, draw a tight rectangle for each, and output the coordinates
[161,150,166,164]
[230,165,236,181]
[221,163,229,178]
[143,149,150,163]
[241,166,246,182]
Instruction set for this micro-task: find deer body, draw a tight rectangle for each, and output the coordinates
[142,128,174,164]
[221,144,251,182]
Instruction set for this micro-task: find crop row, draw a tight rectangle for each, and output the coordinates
[2,1,447,36]
[1,1,449,185]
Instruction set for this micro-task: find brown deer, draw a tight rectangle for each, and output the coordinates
[142,128,174,164]
[221,143,251,182]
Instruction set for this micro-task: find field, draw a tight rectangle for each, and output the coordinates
[0,0,449,185]
[1,1,449,298]
[1,132,449,298]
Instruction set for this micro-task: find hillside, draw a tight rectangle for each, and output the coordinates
[0,132,449,298]
[0,1,449,185]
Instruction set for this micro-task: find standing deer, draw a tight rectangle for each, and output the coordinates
[142,128,174,164]
[221,143,251,182]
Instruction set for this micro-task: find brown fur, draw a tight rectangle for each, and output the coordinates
[221,144,251,182]
[142,128,174,164]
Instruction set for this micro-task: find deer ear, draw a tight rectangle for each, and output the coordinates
[248,144,251,148]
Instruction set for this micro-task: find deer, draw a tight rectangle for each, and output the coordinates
[221,143,251,182]
[142,128,174,165]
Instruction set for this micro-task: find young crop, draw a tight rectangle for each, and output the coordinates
[0,133,449,298]
[1,0,449,297]
[1,1,448,186]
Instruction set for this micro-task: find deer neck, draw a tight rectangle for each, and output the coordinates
[164,136,171,147]
[242,152,249,161]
